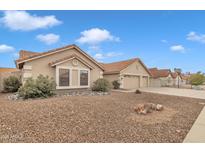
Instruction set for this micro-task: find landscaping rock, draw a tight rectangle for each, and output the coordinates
[0,92,203,142]
[8,93,19,101]
[134,103,164,115]
[156,104,164,111]
[63,91,110,97]
[176,129,182,133]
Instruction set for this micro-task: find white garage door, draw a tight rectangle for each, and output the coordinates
[142,76,148,87]
[123,75,140,89]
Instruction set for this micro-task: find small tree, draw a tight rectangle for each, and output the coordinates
[3,76,21,92]
[189,73,205,87]
[112,80,120,89]
[92,78,111,92]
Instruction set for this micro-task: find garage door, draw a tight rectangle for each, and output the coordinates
[123,75,140,89]
[142,76,148,87]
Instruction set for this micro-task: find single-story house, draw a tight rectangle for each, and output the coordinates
[16,44,104,90]
[102,58,151,89]
[149,68,188,87]
[171,72,183,87]
[180,74,190,85]
[15,44,151,90]
[149,68,173,87]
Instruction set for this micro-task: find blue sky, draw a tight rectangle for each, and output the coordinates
[0,10,205,73]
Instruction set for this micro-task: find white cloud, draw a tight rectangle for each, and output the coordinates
[94,53,104,59]
[0,44,15,53]
[106,52,123,57]
[186,31,205,43]
[94,52,123,60]
[170,45,185,53]
[0,11,62,31]
[88,45,101,51]
[76,28,120,45]
[161,39,168,43]
[36,33,60,45]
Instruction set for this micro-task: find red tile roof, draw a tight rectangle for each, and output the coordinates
[149,68,158,78]
[149,68,171,78]
[0,68,19,73]
[171,72,178,79]
[101,58,138,74]
[16,44,104,70]
[16,45,74,63]
[19,50,39,59]
[101,58,151,75]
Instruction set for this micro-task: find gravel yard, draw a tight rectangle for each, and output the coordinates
[0,92,204,143]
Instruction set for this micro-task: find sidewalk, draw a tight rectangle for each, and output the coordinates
[183,106,205,143]
[140,87,205,100]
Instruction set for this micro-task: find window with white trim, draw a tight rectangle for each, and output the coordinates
[80,70,88,86]
[59,68,70,86]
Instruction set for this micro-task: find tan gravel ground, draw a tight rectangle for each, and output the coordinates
[0,92,204,143]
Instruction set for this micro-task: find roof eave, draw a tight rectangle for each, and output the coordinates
[103,71,120,75]
[16,44,105,71]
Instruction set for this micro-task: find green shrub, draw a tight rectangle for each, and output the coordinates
[189,73,205,86]
[112,80,120,89]
[135,89,141,94]
[35,75,56,97]
[3,76,21,92]
[18,75,56,99]
[92,78,111,92]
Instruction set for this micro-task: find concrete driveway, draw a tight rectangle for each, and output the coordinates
[140,87,205,100]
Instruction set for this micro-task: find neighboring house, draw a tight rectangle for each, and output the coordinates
[180,74,189,85]
[16,44,104,90]
[101,58,151,89]
[0,68,21,91]
[149,68,173,87]
[171,72,183,87]
[0,68,19,73]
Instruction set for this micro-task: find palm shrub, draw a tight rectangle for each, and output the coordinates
[112,80,120,89]
[92,78,111,92]
[3,76,21,92]
[18,75,56,99]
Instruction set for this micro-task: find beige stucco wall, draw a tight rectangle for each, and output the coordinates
[120,60,150,76]
[123,76,140,89]
[150,78,161,87]
[159,74,173,87]
[150,74,177,87]
[72,69,78,86]
[120,60,150,88]
[21,48,103,88]
[141,76,149,87]
[103,74,119,88]
[57,58,88,69]
[173,76,185,87]
[180,79,187,85]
